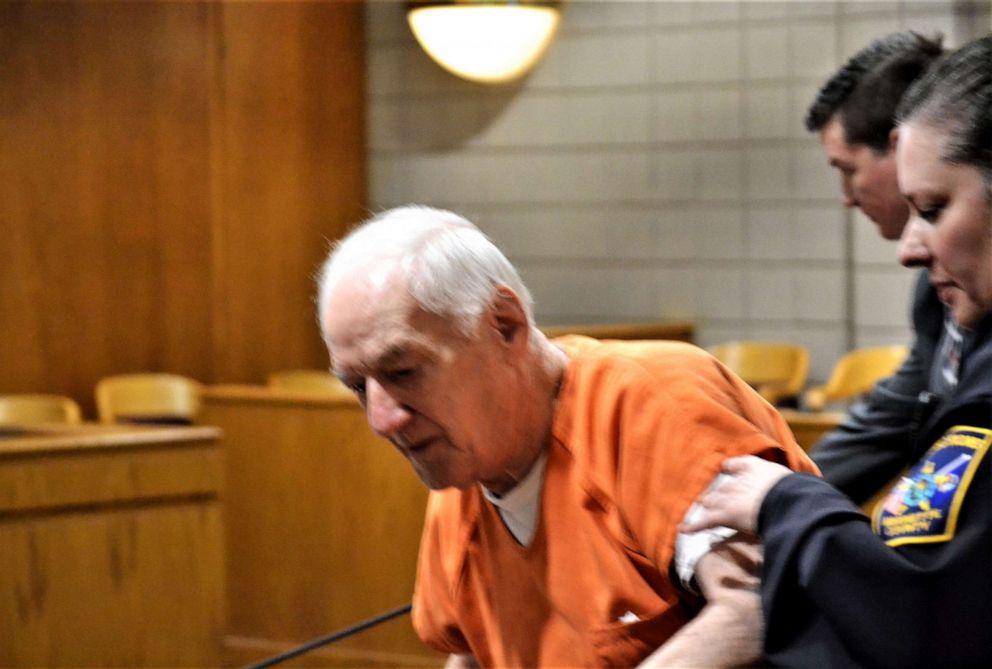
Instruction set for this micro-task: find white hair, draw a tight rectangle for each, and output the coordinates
[316,205,534,339]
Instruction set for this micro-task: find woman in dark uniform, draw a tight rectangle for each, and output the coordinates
[683,35,992,669]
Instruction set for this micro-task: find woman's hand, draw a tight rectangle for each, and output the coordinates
[680,455,793,535]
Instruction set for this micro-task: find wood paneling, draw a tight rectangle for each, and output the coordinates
[0,1,365,416]
[209,1,366,383]
[0,425,224,667]
[200,386,442,667]
[0,2,213,409]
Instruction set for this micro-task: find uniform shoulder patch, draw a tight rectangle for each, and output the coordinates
[873,425,992,547]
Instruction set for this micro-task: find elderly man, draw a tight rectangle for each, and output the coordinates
[803,31,989,504]
[317,205,816,668]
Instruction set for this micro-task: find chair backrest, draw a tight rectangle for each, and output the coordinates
[95,373,203,424]
[267,369,352,397]
[0,394,83,425]
[708,341,810,406]
[804,344,910,410]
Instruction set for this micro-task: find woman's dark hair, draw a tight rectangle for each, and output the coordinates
[897,35,992,190]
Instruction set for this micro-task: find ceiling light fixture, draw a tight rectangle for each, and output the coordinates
[407,1,562,84]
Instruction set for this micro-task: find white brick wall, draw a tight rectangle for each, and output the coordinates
[365,0,990,382]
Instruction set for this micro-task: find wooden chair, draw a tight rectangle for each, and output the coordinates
[803,345,910,410]
[95,373,203,424]
[708,341,810,407]
[267,369,352,398]
[0,394,82,425]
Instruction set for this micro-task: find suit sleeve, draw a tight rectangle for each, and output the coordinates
[812,271,944,504]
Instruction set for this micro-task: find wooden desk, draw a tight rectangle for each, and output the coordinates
[0,424,223,667]
[541,320,694,343]
[200,385,440,668]
[779,409,845,452]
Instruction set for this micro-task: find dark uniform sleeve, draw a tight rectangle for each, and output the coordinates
[812,272,944,504]
[759,468,992,668]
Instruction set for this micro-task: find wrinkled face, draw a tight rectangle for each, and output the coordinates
[322,267,523,492]
[897,123,992,320]
[820,115,909,240]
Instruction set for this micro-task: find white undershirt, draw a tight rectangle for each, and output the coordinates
[481,451,734,590]
[482,450,548,546]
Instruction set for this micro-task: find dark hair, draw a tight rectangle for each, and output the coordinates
[897,35,992,190]
[806,31,944,152]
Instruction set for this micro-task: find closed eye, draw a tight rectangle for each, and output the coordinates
[918,204,944,224]
[384,367,419,385]
[339,377,366,399]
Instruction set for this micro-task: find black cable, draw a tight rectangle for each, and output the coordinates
[242,602,413,669]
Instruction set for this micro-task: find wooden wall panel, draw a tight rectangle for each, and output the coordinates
[0,1,366,416]
[0,2,214,413]
[209,2,366,383]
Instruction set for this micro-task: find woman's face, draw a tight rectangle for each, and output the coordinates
[897,122,992,315]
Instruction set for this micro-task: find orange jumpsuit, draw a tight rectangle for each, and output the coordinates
[413,337,817,667]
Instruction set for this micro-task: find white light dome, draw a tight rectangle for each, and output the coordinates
[408,4,560,84]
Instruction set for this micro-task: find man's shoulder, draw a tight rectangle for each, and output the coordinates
[555,335,716,381]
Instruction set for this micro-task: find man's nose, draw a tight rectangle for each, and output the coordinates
[897,219,931,268]
[365,379,413,439]
[841,176,857,208]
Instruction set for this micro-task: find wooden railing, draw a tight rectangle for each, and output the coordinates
[0,424,223,667]
[200,385,441,668]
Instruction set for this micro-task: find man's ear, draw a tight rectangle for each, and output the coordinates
[488,287,529,345]
[888,126,899,154]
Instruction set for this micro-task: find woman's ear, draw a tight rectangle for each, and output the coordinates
[888,126,900,154]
